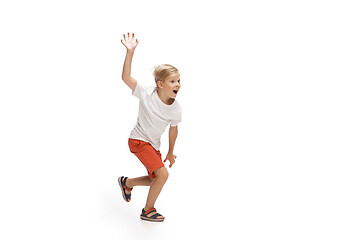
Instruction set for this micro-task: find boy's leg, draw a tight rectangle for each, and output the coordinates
[144,166,168,212]
[126,176,153,188]
[124,176,153,195]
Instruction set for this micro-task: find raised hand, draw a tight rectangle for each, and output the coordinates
[121,32,139,51]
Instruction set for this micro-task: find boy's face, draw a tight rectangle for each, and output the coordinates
[158,73,181,99]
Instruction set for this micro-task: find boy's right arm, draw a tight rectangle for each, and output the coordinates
[122,50,137,91]
[121,33,139,92]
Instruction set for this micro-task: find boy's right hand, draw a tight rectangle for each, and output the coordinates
[121,32,139,51]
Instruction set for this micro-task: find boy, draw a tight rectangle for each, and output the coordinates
[118,32,182,222]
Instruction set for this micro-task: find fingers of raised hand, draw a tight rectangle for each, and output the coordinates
[126,32,132,39]
[123,32,136,40]
[121,33,139,49]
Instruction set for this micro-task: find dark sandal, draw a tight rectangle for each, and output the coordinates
[118,176,133,202]
[140,208,165,222]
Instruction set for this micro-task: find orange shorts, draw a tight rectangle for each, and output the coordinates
[128,138,164,179]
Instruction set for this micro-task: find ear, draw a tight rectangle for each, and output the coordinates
[156,80,163,88]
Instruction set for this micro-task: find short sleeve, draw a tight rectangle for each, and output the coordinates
[132,83,153,100]
[131,82,142,99]
[170,104,182,127]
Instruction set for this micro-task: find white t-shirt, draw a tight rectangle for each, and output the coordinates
[129,83,182,150]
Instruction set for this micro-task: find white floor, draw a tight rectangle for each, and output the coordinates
[2,138,358,240]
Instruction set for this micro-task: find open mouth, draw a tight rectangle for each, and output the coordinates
[173,90,178,94]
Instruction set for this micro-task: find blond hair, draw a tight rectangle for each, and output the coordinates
[152,64,179,87]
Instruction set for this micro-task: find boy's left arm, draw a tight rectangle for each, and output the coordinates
[164,125,178,168]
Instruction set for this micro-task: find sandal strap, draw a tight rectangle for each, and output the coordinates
[149,213,162,219]
[123,177,133,192]
[145,208,157,215]
[141,208,163,220]
[123,184,133,192]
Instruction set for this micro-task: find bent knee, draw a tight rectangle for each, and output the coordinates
[154,166,169,181]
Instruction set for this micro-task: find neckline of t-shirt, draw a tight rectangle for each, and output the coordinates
[154,89,176,108]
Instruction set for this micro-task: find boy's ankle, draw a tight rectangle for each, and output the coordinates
[126,179,133,188]
[144,206,154,212]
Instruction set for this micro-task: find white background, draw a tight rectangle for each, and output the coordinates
[1,0,359,239]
